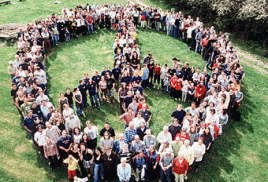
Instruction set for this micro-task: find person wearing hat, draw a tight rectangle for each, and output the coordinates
[8,61,16,79]
[159,148,174,182]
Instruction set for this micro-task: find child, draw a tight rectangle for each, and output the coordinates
[182,80,190,102]
[63,155,79,181]
[65,27,70,42]
[163,74,171,93]
[154,63,161,89]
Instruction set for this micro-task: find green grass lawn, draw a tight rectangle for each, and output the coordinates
[1,0,268,181]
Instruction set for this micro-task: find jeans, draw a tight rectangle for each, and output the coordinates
[174,26,180,38]
[69,104,74,109]
[66,34,70,42]
[94,163,104,182]
[182,30,186,41]
[159,167,171,181]
[54,34,59,45]
[87,24,93,35]
[82,94,88,109]
[90,94,99,108]
[195,40,201,53]
[171,25,175,36]
[76,102,83,116]
[161,21,166,32]
[29,131,38,147]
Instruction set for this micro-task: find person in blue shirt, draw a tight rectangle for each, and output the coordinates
[23,110,39,144]
[117,157,131,182]
[141,64,150,88]
[87,78,100,109]
[133,150,147,182]
[131,70,142,85]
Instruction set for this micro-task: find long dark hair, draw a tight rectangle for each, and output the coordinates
[95,147,103,154]
[203,127,212,139]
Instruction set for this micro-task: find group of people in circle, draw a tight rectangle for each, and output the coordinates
[7,1,245,182]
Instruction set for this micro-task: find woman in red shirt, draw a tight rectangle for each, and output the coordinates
[172,152,189,182]
[170,74,178,99]
[175,128,189,143]
[154,63,161,89]
[175,78,183,101]
[194,81,206,106]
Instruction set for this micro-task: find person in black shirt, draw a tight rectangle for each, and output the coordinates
[11,84,18,105]
[168,119,181,140]
[78,79,88,109]
[64,88,74,109]
[100,122,115,139]
[92,70,101,92]
[182,62,191,80]
[106,73,115,103]
[87,78,100,109]
[112,64,121,92]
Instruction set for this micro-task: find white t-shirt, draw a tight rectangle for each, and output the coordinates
[34,130,47,146]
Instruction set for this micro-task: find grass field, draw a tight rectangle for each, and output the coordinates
[1,0,268,181]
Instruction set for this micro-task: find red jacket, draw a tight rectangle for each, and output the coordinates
[173,158,189,175]
[195,85,206,99]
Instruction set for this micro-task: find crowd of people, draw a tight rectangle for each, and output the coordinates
[8,1,245,182]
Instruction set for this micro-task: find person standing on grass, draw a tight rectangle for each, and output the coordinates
[57,130,74,163]
[106,72,116,104]
[172,152,189,182]
[153,63,161,89]
[148,59,154,87]
[64,27,70,42]
[99,76,108,105]
[159,148,174,182]
[192,137,206,173]
[194,81,206,106]
[87,78,100,109]
[171,104,186,125]
[73,87,83,117]
[58,93,68,115]
[43,137,60,170]
[63,154,79,182]
[139,104,152,127]
[112,64,121,92]
[78,79,88,109]
[65,88,74,109]
[119,108,135,129]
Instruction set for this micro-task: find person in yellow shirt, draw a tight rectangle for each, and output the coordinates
[63,155,79,180]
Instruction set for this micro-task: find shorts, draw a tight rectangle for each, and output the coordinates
[154,74,160,84]
[100,89,107,96]
[107,89,114,97]
[111,18,116,23]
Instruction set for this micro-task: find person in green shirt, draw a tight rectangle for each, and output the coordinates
[21,98,32,118]
[171,136,183,157]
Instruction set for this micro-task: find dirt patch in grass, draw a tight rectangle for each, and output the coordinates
[15,144,26,153]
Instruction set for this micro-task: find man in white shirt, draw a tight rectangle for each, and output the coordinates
[84,120,98,149]
[65,112,81,134]
[110,9,116,30]
[34,67,47,85]
[36,90,49,105]
[13,55,21,69]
